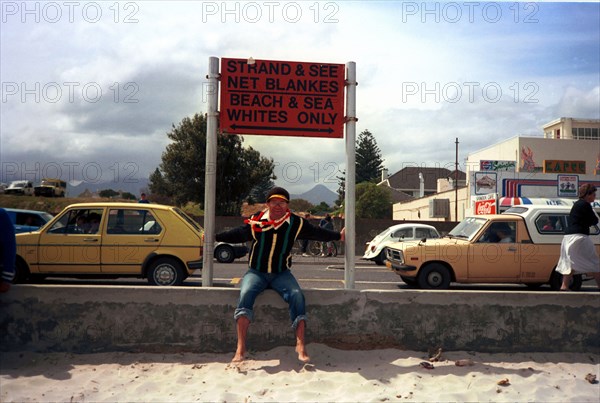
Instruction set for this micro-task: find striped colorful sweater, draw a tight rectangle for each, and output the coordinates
[215,212,341,273]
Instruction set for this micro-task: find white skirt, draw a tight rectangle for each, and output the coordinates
[556,234,600,274]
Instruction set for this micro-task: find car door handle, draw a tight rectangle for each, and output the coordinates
[507,247,517,252]
[144,238,159,243]
[84,238,98,242]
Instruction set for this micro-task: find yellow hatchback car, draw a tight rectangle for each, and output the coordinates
[15,202,204,286]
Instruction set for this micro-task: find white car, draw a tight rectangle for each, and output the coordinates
[4,180,34,196]
[363,223,440,265]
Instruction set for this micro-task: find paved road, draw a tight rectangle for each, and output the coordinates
[199,254,399,290]
[36,254,599,292]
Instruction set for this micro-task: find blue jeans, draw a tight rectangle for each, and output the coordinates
[234,269,307,329]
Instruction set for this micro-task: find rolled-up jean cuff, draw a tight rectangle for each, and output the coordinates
[234,308,253,322]
[292,315,307,330]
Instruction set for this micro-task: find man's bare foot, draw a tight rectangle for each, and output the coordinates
[231,351,245,363]
[296,345,310,363]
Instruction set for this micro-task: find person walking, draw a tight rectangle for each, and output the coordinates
[0,208,16,292]
[216,187,344,363]
[138,193,150,203]
[300,213,311,256]
[556,183,600,290]
[319,213,335,256]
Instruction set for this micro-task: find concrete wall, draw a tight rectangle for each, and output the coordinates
[1,285,598,354]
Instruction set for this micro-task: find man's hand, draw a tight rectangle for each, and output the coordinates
[339,227,346,242]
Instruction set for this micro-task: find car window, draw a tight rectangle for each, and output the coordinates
[392,228,412,239]
[478,221,517,243]
[48,209,104,234]
[107,209,162,235]
[415,228,437,238]
[535,214,567,234]
[449,217,486,240]
[15,212,44,227]
[174,208,202,232]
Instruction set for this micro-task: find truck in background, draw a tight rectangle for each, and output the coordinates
[34,178,67,197]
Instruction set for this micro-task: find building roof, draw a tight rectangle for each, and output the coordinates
[382,186,415,203]
[385,167,466,191]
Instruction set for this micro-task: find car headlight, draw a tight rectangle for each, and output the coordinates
[385,248,404,264]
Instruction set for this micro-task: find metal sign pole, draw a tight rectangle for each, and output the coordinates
[202,56,219,287]
[344,62,357,289]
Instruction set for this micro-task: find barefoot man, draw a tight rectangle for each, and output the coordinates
[216,187,345,362]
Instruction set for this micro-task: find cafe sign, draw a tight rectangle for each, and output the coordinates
[543,160,586,174]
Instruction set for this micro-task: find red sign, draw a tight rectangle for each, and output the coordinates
[219,58,345,138]
[474,200,497,215]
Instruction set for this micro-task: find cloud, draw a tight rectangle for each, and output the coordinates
[551,86,600,118]
[1,1,598,195]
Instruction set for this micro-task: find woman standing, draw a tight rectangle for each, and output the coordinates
[556,183,600,290]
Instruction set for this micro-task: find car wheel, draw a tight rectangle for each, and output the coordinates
[215,244,235,263]
[400,276,418,287]
[374,250,386,266]
[417,263,451,289]
[147,257,185,286]
[13,258,30,284]
[549,270,583,291]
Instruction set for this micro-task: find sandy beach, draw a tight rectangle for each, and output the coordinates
[1,343,598,402]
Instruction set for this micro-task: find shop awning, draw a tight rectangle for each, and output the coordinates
[499,197,533,207]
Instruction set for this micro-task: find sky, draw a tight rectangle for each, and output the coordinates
[1,0,599,195]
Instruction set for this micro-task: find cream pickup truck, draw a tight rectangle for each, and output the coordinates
[385,205,599,290]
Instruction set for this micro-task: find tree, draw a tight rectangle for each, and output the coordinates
[335,130,386,206]
[356,182,392,219]
[149,113,276,215]
[314,201,332,213]
[289,198,313,213]
[335,169,345,207]
[249,177,275,204]
[121,192,137,200]
[356,130,385,184]
[99,189,119,198]
[149,168,168,195]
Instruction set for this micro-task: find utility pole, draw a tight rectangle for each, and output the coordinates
[455,137,459,221]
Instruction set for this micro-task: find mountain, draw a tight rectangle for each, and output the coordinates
[67,179,149,198]
[291,184,338,206]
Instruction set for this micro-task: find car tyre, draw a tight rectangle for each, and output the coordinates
[147,257,185,286]
[374,250,386,266]
[417,263,451,289]
[400,276,418,288]
[13,258,30,284]
[215,244,235,263]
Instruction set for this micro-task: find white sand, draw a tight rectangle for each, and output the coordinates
[1,344,599,402]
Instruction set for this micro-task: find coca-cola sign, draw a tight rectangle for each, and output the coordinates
[475,200,497,215]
